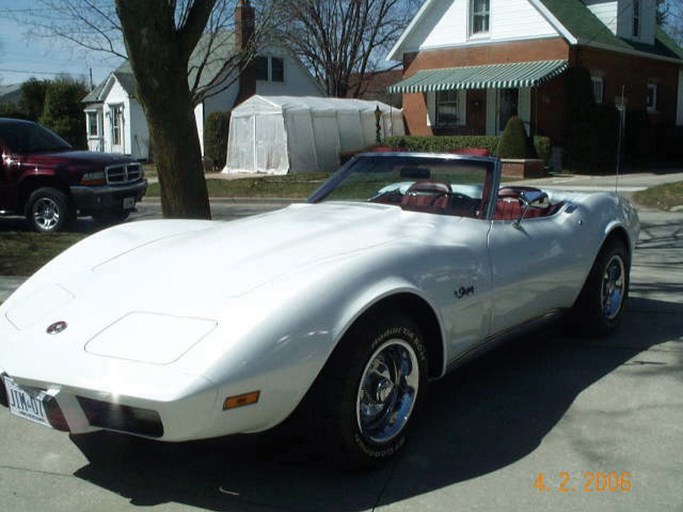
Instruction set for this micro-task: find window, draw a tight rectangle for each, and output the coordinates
[254,56,269,81]
[632,0,640,37]
[271,57,284,82]
[86,111,99,137]
[646,84,658,112]
[110,105,123,146]
[254,56,285,82]
[436,90,459,126]
[471,0,490,35]
[591,76,604,104]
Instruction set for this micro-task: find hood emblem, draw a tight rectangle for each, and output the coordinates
[46,321,68,335]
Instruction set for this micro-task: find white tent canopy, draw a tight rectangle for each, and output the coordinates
[223,95,404,175]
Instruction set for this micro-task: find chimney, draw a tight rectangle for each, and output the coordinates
[235,0,256,105]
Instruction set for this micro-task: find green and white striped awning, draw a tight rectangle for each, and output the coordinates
[388,60,569,93]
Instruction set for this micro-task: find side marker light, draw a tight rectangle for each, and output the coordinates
[223,391,260,410]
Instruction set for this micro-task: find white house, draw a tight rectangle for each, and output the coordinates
[82,1,323,160]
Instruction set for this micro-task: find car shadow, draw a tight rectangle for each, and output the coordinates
[70,296,682,512]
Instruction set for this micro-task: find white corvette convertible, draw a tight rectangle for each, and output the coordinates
[0,153,639,467]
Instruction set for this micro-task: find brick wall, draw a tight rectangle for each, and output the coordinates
[401,38,570,136]
[573,46,680,126]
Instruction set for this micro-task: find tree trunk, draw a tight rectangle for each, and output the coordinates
[115,0,212,219]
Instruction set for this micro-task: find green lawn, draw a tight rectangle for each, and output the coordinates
[147,173,332,199]
[633,181,683,211]
[0,232,87,276]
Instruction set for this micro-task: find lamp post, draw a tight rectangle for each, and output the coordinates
[374,105,382,144]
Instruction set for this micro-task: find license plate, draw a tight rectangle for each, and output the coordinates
[3,376,52,428]
[123,196,135,209]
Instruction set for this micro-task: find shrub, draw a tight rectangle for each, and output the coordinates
[496,116,527,159]
[340,134,552,164]
[204,111,231,171]
[38,77,89,149]
[533,136,552,165]
[383,135,500,154]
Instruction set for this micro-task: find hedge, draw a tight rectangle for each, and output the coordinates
[341,134,553,165]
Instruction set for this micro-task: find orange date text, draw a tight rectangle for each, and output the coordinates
[534,472,632,493]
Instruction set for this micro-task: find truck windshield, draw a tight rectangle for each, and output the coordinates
[0,121,72,153]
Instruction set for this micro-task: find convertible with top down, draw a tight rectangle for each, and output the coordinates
[0,153,639,467]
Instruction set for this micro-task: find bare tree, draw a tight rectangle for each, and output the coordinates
[273,0,418,98]
[3,0,271,218]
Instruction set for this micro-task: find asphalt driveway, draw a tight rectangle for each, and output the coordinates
[0,204,681,512]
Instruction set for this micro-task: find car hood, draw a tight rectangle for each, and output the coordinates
[19,150,138,168]
[5,202,447,327]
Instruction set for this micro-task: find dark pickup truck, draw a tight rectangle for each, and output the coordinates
[0,118,147,232]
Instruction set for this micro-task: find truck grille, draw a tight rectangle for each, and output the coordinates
[105,163,143,185]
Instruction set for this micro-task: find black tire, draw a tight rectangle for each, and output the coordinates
[26,187,73,233]
[311,311,428,469]
[568,238,629,336]
[92,210,130,226]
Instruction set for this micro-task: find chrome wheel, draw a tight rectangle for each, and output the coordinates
[601,254,625,320]
[356,339,420,444]
[32,197,61,231]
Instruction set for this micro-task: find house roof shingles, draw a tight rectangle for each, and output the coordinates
[536,0,682,62]
[82,31,237,104]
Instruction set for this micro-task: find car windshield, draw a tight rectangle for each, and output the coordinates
[307,153,494,218]
[0,121,72,153]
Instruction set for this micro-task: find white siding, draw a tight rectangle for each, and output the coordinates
[129,99,148,160]
[586,0,618,34]
[616,0,655,45]
[402,0,558,52]
[255,52,323,97]
[194,102,205,157]
[102,80,128,154]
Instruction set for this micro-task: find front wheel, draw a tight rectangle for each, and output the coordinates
[26,187,73,233]
[312,312,427,469]
[568,239,629,336]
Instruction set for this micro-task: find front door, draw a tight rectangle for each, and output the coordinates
[498,88,519,133]
[487,215,588,334]
[109,105,124,154]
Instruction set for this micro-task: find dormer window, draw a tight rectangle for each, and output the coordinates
[470,0,490,36]
[254,56,285,82]
[632,0,640,37]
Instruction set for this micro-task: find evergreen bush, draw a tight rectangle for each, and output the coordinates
[496,116,527,159]
[204,111,230,171]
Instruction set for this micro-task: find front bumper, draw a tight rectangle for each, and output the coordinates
[0,370,219,440]
[70,180,148,215]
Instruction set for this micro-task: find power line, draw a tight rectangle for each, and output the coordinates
[0,67,87,77]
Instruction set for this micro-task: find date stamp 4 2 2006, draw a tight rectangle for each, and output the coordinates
[534,472,632,494]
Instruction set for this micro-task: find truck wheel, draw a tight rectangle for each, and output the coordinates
[312,311,427,469]
[26,187,73,233]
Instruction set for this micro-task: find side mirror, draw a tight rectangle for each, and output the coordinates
[514,190,549,228]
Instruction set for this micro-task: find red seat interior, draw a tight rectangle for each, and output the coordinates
[401,180,452,213]
[493,187,563,221]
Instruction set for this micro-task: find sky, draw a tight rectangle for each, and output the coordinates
[0,0,123,88]
[1,0,682,89]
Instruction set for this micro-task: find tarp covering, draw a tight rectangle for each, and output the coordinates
[388,60,569,93]
[223,95,404,175]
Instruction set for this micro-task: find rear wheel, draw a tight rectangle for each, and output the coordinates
[568,239,629,336]
[26,187,73,233]
[312,312,427,469]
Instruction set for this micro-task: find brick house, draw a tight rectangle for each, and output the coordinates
[387,0,683,158]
